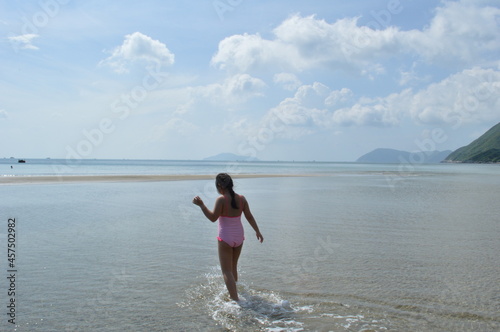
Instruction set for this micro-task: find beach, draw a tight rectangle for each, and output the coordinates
[1,160,499,331]
[0,173,299,185]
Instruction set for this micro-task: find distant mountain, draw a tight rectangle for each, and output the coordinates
[445,122,500,163]
[203,153,259,161]
[357,148,452,164]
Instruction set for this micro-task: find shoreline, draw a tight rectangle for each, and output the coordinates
[0,173,304,185]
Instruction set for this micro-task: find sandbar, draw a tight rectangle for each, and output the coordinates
[0,174,302,185]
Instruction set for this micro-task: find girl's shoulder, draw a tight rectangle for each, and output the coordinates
[238,194,247,205]
[215,195,226,205]
[217,194,233,203]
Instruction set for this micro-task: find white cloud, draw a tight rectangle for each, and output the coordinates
[211,16,392,73]
[211,32,299,72]
[398,62,432,86]
[121,74,266,126]
[100,32,175,73]
[400,0,500,64]
[325,88,354,107]
[262,82,337,139]
[195,74,267,106]
[258,66,500,138]
[336,67,500,127]
[260,81,402,140]
[0,109,8,119]
[273,73,302,91]
[268,82,394,131]
[407,67,500,126]
[332,93,404,127]
[273,15,401,67]
[211,1,500,74]
[8,34,39,50]
[294,83,330,105]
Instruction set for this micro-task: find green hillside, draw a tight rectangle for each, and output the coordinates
[467,149,500,162]
[445,122,500,162]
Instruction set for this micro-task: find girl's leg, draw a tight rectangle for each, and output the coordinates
[232,243,243,282]
[218,240,239,301]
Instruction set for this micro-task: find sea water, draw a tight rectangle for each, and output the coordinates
[0,160,499,331]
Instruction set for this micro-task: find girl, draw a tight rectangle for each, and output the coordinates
[192,173,263,301]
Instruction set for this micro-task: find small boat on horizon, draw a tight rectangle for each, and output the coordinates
[18,159,26,163]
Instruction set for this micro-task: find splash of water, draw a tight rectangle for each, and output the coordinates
[178,266,305,331]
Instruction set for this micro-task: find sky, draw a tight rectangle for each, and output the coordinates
[1,0,500,161]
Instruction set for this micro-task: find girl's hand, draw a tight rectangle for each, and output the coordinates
[192,196,204,206]
[256,231,264,243]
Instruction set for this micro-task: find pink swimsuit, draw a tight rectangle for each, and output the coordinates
[217,196,244,247]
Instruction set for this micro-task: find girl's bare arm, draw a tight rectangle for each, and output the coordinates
[242,196,264,243]
[193,196,223,222]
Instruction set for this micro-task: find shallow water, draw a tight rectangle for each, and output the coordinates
[0,162,499,331]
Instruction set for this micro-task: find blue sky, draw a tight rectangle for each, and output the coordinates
[1,0,500,161]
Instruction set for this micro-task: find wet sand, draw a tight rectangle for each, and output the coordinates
[0,174,301,185]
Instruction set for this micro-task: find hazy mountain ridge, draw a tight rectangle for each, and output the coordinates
[357,148,452,164]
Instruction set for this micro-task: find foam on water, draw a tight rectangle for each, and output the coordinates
[177,266,395,331]
[178,266,306,331]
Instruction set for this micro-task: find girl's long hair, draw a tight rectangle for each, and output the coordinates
[216,173,238,209]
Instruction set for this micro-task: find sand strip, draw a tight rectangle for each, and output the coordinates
[0,174,303,185]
